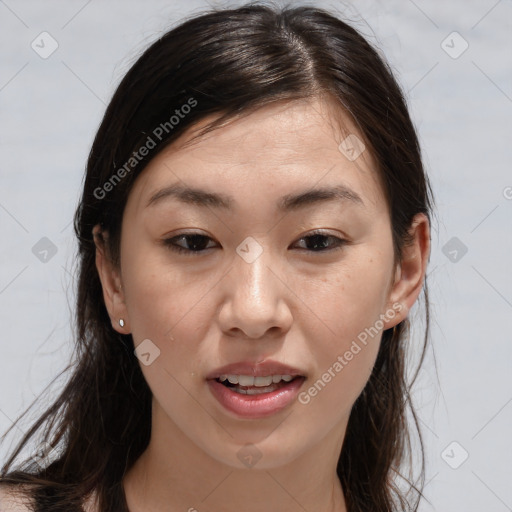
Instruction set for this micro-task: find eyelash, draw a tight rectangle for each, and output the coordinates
[162,231,347,255]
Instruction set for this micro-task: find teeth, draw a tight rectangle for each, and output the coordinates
[218,374,296,386]
[238,375,255,386]
[233,385,277,395]
[254,376,273,386]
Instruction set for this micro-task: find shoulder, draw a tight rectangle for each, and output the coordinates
[0,484,34,512]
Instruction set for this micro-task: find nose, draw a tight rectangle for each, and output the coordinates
[217,245,293,340]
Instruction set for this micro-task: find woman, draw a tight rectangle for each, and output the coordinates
[0,3,432,511]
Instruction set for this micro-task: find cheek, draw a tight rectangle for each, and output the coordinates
[120,247,223,409]
[121,256,216,416]
[121,244,208,342]
[305,251,392,338]
[296,254,393,412]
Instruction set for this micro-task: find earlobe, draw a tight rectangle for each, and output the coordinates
[383,213,430,329]
[93,225,130,334]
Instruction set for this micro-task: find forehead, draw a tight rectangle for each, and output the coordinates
[127,97,386,214]
[172,97,370,164]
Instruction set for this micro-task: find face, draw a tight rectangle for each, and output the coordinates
[95,98,426,469]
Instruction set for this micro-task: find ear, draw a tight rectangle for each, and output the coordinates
[93,224,130,334]
[383,213,430,329]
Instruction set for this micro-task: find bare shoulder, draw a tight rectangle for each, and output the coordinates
[0,484,34,512]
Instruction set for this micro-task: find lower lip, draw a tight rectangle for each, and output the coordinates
[207,377,305,419]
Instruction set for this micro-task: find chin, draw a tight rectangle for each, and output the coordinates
[202,432,308,470]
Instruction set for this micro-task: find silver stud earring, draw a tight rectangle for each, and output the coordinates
[119,319,125,327]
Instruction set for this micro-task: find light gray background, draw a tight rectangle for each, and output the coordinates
[1,1,511,510]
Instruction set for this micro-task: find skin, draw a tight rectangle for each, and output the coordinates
[94,97,430,512]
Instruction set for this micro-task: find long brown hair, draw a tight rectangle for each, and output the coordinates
[1,3,433,511]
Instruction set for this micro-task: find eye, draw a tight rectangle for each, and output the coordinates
[162,230,347,255]
[162,233,218,255]
[292,231,347,252]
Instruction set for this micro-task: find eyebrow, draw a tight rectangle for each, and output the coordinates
[146,183,364,211]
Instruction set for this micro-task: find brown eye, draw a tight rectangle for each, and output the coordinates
[293,232,347,252]
[163,234,218,254]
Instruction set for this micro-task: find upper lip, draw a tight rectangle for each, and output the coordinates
[206,360,306,380]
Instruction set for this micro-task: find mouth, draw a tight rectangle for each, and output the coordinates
[206,361,307,419]
[214,373,302,395]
